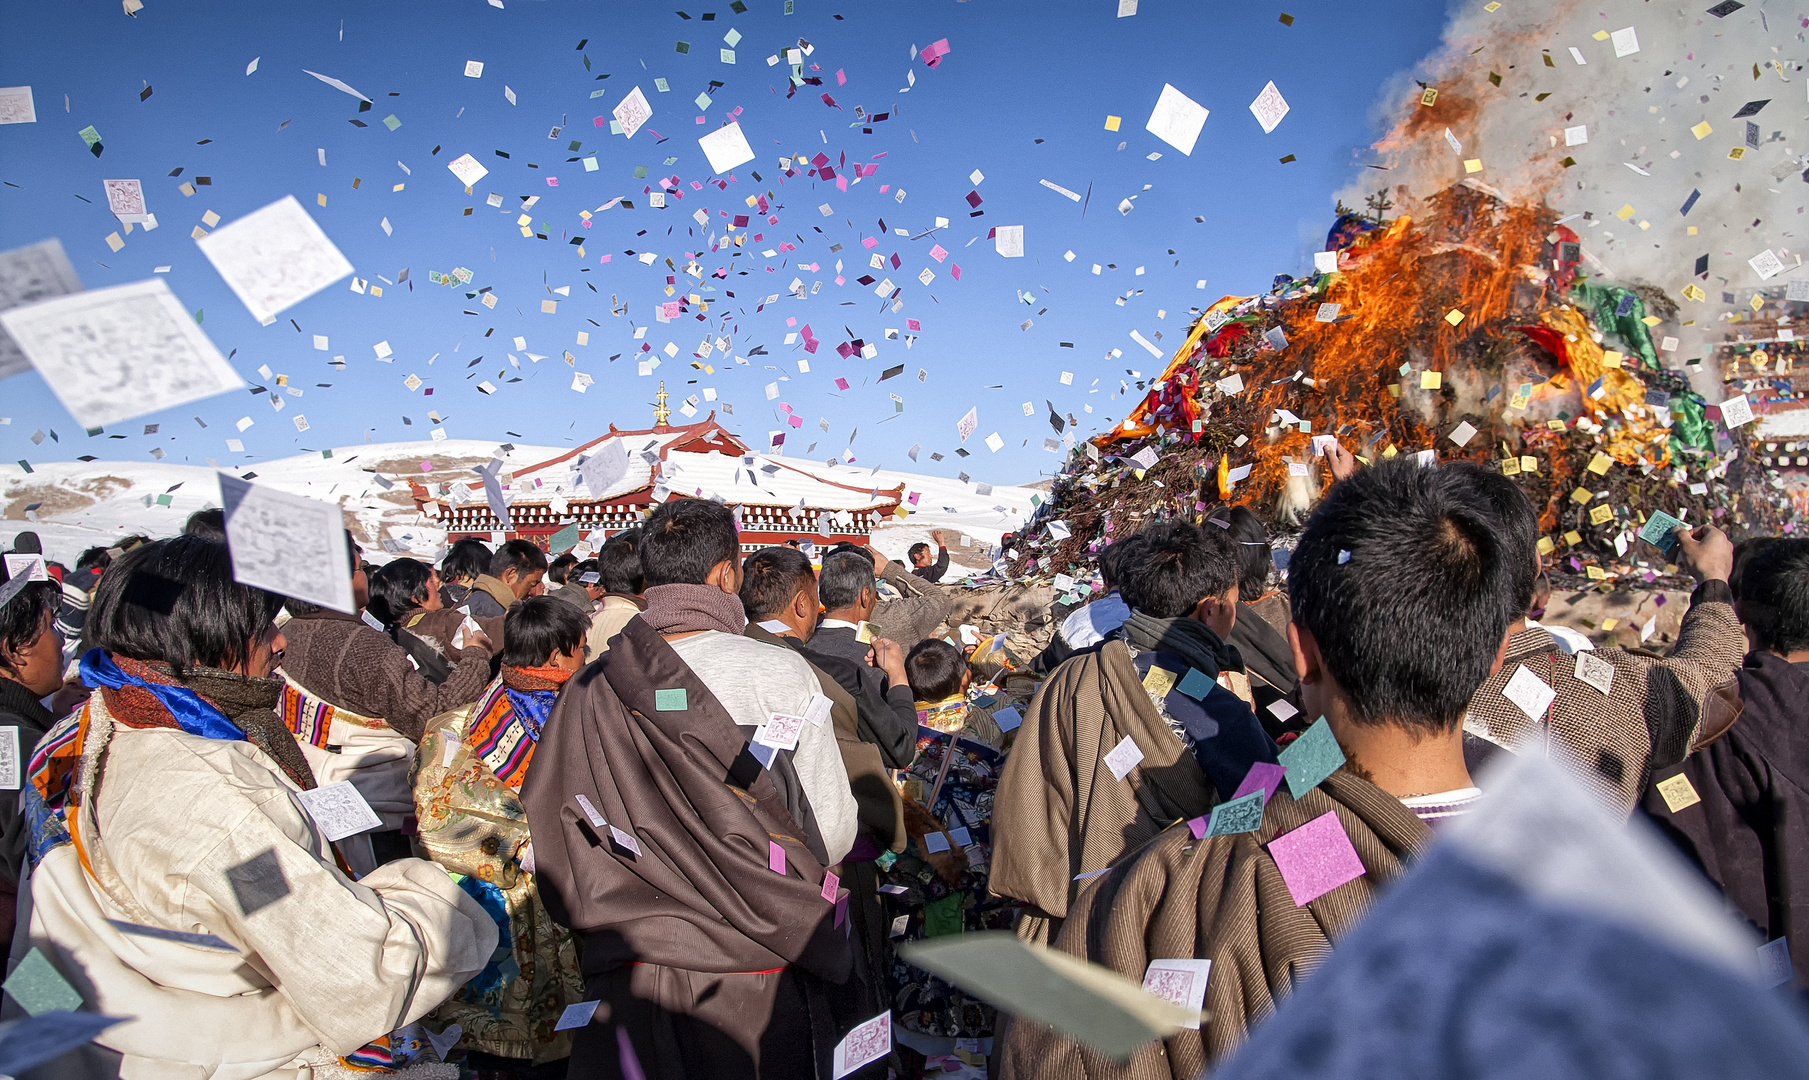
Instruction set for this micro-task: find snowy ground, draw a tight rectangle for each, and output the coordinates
[0,436,1043,570]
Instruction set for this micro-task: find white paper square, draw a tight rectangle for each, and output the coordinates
[805,693,833,728]
[1759,938,1793,987]
[1719,393,1754,428]
[1117,0,1138,14]
[1788,278,1809,302]
[1145,84,1209,156]
[1574,652,1614,695]
[985,432,1004,453]
[0,726,17,791]
[464,60,484,78]
[1216,373,1244,394]
[1502,664,1555,721]
[757,713,806,752]
[994,225,1024,257]
[1749,249,1786,281]
[0,86,35,125]
[1248,80,1290,134]
[1611,26,1640,57]
[447,154,489,188]
[195,196,354,323]
[1142,958,1211,1029]
[1449,421,1478,447]
[294,780,383,842]
[698,121,755,174]
[1103,734,1145,781]
[1313,251,1337,274]
[614,86,653,140]
[1564,125,1588,146]
[219,472,355,613]
[104,179,148,223]
[833,1012,891,1078]
[0,278,243,428]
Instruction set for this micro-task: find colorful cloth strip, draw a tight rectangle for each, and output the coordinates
[277,682,337,750]
[467,680,540,789]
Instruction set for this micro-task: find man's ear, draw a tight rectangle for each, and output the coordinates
[1488,628,1512,678]
[1287,621,1320,685]
[499,567,518,585]
[705,559,736,593]
[792,588,813,621]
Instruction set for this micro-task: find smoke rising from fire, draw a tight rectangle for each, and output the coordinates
[1338,1,1806,398]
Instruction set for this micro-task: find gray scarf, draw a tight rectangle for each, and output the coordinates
[1119,609,1244,680]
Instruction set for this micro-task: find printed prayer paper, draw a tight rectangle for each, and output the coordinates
[1719,393,1754,428]
[0,727,16,791]
[1144,83,1209,156]
[833,1012,891,1078]
[0,277,242,427]
[294,780,383,842]
[1638,509,1685,555]
[581,438,630,496]
[195,195,354,323]
[0,86,36,125]
[1203,791,1264,837]
[1749,249,1786,281]
[104,178,149,223]
[1758,938,1793,987]
[698,121,755,174]
[957,406,978,443]
[1574,652,1615,696]
[1103,734,1145,782]
[1248,80,1290,133]
[994,224,1024,257]
[219,472,356,614]
[756,713,806,752]
[1267,811,1366,906]
[1654,773,1701,814]
[2,555,46,582]
[1501,664,1556,721]
[1140,959,1210,1029]
[0,238,83,381]
[447,153,489,186]
[1610,25,1640,57]
[614,85,653,139]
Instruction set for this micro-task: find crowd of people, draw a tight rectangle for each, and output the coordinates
[0,447,1802,1078]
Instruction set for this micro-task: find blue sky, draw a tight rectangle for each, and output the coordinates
[0,0,1451,482]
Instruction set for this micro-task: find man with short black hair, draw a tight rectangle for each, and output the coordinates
[1002,457,1519,1073]
[909,530,950,583]
[1644,536,1809,983]
[993,519,1269,948]
[811,554,920,762]
[525,498,857,1077]
[585,528,646,656]
[465,539,549,620]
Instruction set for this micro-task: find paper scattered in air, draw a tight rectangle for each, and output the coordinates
[195,195,354,323]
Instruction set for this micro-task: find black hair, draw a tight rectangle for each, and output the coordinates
[490,538,549,580]
[184,508,227,541]
[547,552,579,586]
[1098,536,1144,589]
[818,550,876,611]
[88,536,283,674]
[905,638,966,700]
[9,532,41,555]
[279,530,362,617]
[1732,536,1784,601]
[740,546,816,620]
[572,558,602,587]
[1118,521,1239,619]
[639,500,738,587]
[0,578,60,678]
[441,538,492,584]
[75,546,112,574]
[824,541,875,566]
[598,529,645,594]
[1737,538,1809,655]
[368,559,435,627]
[1453,462,1540,618]
[499,594,590,668]
[908,542,931,562]
[1289,457,1515,736]
[1206,506,1274,599]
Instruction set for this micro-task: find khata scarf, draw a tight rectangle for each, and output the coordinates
[500,664,574,749]
[915,694,969,734]
[639,583,749,637]
[1119,610,1244,682]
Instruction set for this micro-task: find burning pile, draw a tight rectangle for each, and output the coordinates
[1004,180,1776,597]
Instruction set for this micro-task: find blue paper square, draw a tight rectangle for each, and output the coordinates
[1277,717,1346,799]
[1175,667,1216,701]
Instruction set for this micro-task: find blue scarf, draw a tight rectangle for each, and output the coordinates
[501,686,556,744]
[79,649,246,742]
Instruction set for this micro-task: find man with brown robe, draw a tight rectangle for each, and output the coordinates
[1000,459,1522,1077]
[991,520,1269,948]
[524,499,858,1079]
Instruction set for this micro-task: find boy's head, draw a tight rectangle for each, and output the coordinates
[909,542,933,567]
[598,528,645,595]
[441,537,492,585]
[1117,521,1239,638]
[547,552,579,587]
[740,546,819,639]
[1735,538,1809,657]
[1205,506,1274,599]
[818,551,878,619]
[490,539,550,599]
[905,638,969,701]
[500,594,590,671]
[1097,536,1144,591]
[1288,458,1516,738]
[641,499,740,592]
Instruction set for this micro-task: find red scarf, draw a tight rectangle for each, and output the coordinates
[501,665,575,693]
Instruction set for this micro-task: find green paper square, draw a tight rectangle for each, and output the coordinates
[675,40,690,53]
[77,125,101,148]
[382,114,401,131]
[655,78,670,92]
[5,947,83,1016]
[654,688,688,711]
[1277,717,1346,799]
[1205,790,1265,837]
[923,891,965,938]
[633,165,649,178]
[694,91,712,110]
[1175,667,1215,701]
[548,523,580,555]
[1639,509,1685,554]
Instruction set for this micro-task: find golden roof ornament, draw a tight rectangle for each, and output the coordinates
[653,381,670,428]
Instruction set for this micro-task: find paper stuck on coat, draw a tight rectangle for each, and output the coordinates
[698,121,755,174]
[614,86,653,139]
[1501,664,1555,720]
[0,277,242,427]
[1267,810,1366,906]
[195,195,354,323]
[294,780,383,842]
[1248,81,1290,133]
[1141,959,1211,1029]
[0,1010,127,1076]
[1145,83,1209,156]
[1103,735,1145,782]
[899,932,1199,1061]
[219,472,356,613]
[447,153,489,186]
[0,238,83,381]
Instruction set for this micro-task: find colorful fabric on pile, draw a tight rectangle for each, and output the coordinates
[915,695,968,734]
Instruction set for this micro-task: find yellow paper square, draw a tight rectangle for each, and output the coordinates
[1463,158,1483,173]
[1682,283,1705,301]
[1104,115,1122,131]
[1602,617,1618,631]
[1587,566,1607,580]
[1501,458,1521,476]
[1687,226,1698,236]
[178,182,195,197]
[188,226,206,240]
[1691,121,1712,139]
[1382,444,1399,458]
[1603,350,1622,368]
[316,193,327,206]
[1729,147,1746,160]
[1547,419,1567,431]
[1570,487,1594,505]
[370,286,382,297]
[105,232,125,252]
[1141,666,1176,697]
[1420,87,1438,106]
[1564,530,1583,545]
[1484,1,1500,9]
[1420,370,1443,389]
[1445,309,1465,326]
[1592,29,1609,39]
[1751,293,1765,312]
[1521,456,1538,473]
[1587,452,1614,475]
[856,621,877,644]
[1641,315,1661,327]
[1589,504,1615,525]
[1615,204,1635,221]
[1656,774,1701,813]
[1536,536,1555,555]
[541,300,557,313]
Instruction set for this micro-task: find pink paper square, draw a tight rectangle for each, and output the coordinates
[1266,811,1365,907]
[907,318,921,331]
[769,841,786,875]
[821,870,840,903]
[950,264,961,281]
[1233,762,1287,806]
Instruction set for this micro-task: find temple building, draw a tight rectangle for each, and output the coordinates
[412,391,904,552]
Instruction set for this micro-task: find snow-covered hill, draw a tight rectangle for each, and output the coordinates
[0,436,1042,572]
